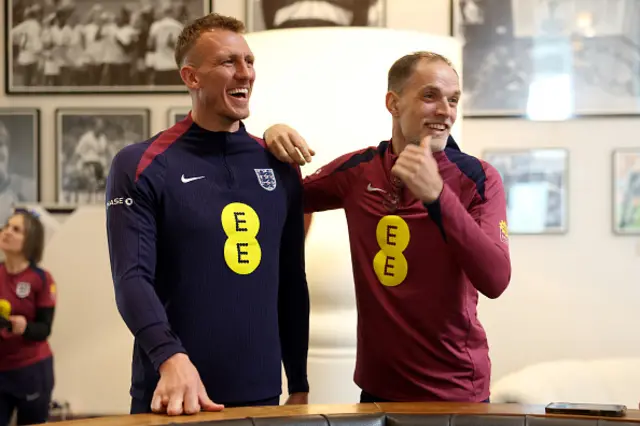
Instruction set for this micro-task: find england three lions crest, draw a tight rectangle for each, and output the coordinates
[255,169,277,191]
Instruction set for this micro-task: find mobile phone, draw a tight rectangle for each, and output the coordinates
[545,402,627,417]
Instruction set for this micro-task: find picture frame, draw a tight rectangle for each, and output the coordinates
[55,108,150,205]
[167,107,191,126]
[612,148,640,235]
[5,0,213,94]
[483,148,568,235]
[245,0,386,32]
[0,108,40,226]
[452,0,640,118]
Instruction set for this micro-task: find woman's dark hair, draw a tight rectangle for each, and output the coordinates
[13,208,45,264]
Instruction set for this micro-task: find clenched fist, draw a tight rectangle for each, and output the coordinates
[391,135,444,204]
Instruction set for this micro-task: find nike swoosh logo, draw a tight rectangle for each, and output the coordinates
[367,183,386,193]
[181,175,205,183]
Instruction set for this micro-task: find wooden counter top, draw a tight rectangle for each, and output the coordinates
[51,402,640,425]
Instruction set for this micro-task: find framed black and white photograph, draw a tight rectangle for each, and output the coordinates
[613,148,640,235]
[56,108,150,205]
[167,106,191,126]
[6,0,213,94]
[453,0,640,118]
[483,148,568,234]
[0,109,39,226]
[245,0,386,32]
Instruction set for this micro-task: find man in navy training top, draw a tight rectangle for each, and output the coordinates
[263,51,512,403]
[105,13,310,416]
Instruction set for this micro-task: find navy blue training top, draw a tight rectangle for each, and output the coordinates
[105,114,310,403]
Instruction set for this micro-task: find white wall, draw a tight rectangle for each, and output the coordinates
[466,118,640,379]
[3,0,640,415]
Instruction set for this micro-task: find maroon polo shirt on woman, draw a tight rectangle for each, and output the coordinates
[0,264,56,371]
[302,136,511,402]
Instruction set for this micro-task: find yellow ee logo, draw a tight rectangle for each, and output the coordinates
[0,299,11,319]
[373,215,410,287]
[221,203,262,275]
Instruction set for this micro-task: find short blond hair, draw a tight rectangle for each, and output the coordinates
[174,13,246,67]
[388,51,456,93]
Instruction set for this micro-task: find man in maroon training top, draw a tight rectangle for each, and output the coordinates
[262,51,511,403]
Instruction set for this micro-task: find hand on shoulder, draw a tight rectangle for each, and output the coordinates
[264,124,316,166]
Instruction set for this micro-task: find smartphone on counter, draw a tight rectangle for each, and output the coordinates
[545,402,627,417]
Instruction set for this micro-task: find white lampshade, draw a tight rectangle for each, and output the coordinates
[243,27,463,404]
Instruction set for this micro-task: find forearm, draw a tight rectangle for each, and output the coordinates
[114,275,186,371]
[279,281,310,394]
[426,184,511,298]
[303,180,343,213]
[22,307,54,341]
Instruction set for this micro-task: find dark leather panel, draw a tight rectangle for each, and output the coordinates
[162,411,640,426]
[252,415,329,426]
[166,419,254,426]
[452,414,526,426]
[325,413,386,426]
[385,414,451,426]
[526,417,599,426]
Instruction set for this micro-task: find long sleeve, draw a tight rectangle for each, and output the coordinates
[278,168,310,394]
[302,147,373,213]
[23,269,56,341]
[425,165,511,299]
[105,146,186,372]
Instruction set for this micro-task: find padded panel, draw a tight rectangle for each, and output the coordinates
[526,417,598,426]
[452,414,526,426]
[385,413,451,426]
[165,419,254,426]
[252,415,329,426]
[325,413,386,426]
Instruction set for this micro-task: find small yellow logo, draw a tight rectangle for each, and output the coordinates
[499,220,509,242]
[0,299,11,318]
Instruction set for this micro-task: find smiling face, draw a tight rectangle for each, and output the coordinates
[386,57,460,151]
[187,29,255,122]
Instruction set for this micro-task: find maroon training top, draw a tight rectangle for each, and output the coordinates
[0,264,56,371]
[302,136,511,402]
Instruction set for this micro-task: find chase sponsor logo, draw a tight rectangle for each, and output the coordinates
[106,197,133,208]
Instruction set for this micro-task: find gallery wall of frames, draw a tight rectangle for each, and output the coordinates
[4,0,640,236]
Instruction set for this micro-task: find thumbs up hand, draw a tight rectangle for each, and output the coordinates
[391,134,444,204]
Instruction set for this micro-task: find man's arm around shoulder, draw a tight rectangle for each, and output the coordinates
[262,123,364,213]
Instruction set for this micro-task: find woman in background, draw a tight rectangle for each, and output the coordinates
[0,209,56,426]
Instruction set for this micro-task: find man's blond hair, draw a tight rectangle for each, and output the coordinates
[387,51,456,93]
[174,13,246,67]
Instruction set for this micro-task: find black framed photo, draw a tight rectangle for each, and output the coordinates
[613,148,640,235]
[167,106,191,126]
[453,0,640,118]
[483,148,568,235]
[0,108,39,226]
[6,0,213,94]
[245,0,386,32]
[55,108,150,205]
